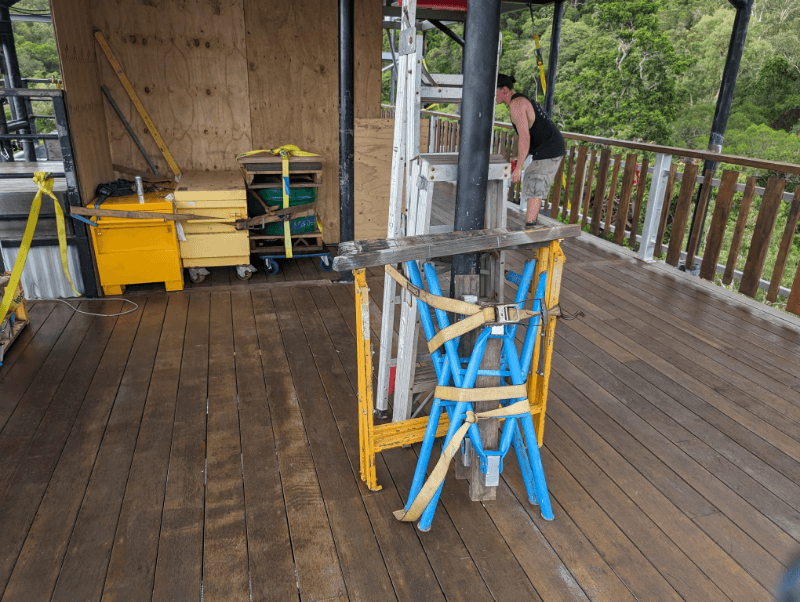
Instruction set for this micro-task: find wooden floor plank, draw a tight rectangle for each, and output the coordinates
[150,293,211,602]
[549,368,777,597]
[544,419,732,602]
[565,265,800,447]
[554,325,800,562]
[559,283,800,503]
[0,302,118,499]
[202,292,250,602]
[101,293,189,602]
[49,296,167,602]
[230,291,298,602]
[305,285,446,602]
[250,290,348,602]
[276,286,398,601]
[0,299,145,600]
[0,303,84,431]
[0,301,55,379]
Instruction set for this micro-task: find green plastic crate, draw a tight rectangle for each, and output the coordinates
[264,215,318,236]
[259,187,316,207]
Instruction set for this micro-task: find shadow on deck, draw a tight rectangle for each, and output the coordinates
[1,188,799,601]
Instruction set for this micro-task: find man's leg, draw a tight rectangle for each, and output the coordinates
[520,156,563,227]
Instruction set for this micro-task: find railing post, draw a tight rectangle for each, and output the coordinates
[638,153,672,262]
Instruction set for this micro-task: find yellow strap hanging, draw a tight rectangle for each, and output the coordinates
[237,145,320,159]
[280,150,293,259]
[1,172,79,323]
[533,31,547,97]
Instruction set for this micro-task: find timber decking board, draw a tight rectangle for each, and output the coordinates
[0,301,55,380]
[2,227,800,601]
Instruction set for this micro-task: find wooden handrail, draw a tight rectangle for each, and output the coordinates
[387,106,800,175]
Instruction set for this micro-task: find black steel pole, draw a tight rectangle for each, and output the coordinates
[339,0,355,283]
[429,19,465,47]
[451,0,502,284]
[686,0,753,256]
[543,0,564,117]
[0,6,35,161]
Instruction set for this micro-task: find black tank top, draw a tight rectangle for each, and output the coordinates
[510,93,565,160]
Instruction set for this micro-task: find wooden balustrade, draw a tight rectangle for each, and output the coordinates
[380,106,800,316]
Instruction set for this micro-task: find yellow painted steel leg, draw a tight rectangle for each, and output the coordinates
[281,152,293,259]
[355,269,381,491]
[529,241,565,447]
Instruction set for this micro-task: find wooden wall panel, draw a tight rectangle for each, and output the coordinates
[90,0,252,174]
[355,0,382,119]
[244,0,339,241]
[50,0,115,205]
[354,118,429,240]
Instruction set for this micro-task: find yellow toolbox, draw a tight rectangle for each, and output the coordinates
[173,171,250,281]
[89,192,184,295]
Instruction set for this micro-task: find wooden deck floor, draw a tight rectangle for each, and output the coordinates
[2,206,800,601]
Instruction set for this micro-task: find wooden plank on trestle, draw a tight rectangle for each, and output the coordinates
[581,149,597,228]
[334,221,581,271]
[722,176,757,285]
[590,148,612,236]
[629,155,649,250]
[569,146,588,224]
[101,294,189,602]
[665,162,699,267]
[603,153,622,236]
[739,177,787,297]
[548,154,566,218]
[700,170,739,281]
[655,163,678,258]
[767,187,800,302]
[613,154,638,245]
[684,169,715,271]
[561,146,575,221]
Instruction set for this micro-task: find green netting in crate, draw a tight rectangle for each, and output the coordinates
[264,215,318,236]
[259,187,316,207]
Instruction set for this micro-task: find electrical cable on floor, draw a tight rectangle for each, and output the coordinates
[38,297,139,317]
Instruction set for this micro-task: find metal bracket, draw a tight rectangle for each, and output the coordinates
[480,455,501,487]
[486,303,525,325]
[417,174,429,191]
[398,26,416,55]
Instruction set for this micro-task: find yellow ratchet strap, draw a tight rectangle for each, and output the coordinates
[1,173,79,323]
[394,399,531,522]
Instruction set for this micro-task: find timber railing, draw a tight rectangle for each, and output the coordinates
[380,105,800,316]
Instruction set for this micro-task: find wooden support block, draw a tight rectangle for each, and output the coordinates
[454,274,480,481]
[470,334,501,501]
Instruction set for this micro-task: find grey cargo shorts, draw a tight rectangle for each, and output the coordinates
[522,156,563,200]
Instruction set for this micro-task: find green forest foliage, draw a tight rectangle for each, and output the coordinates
[392,0,800,168]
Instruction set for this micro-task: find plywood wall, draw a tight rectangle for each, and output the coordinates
[50,0,115,204]
[354,118,429,240]
[90,0,253,174]
[53,0,382,243]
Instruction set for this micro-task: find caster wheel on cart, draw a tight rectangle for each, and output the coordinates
[237,270,253,281]
[265,259,280,275]
[189,270,206,284]
[320,255,333,271]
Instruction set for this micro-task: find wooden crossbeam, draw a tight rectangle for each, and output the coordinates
[333,218,580,270]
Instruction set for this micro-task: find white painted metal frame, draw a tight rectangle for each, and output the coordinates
[638,153,672,262]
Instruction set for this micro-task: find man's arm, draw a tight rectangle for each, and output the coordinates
[509,98,532,183]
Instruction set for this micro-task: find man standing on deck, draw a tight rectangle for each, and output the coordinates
[496,73,566,227]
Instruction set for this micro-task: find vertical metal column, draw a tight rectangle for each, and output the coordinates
[339,0,355,283]
[451,0,502,284]
[686,0,753,252]
[543,0,564,117]
[52,93,99,297]
[0,6,35,161]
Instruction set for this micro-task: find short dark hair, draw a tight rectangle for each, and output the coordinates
[496,73,516,89]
